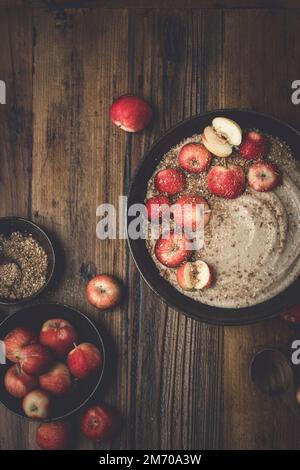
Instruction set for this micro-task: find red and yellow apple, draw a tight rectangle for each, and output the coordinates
[67,342,102,379]
[40,318,78,358]
[22,389,51,419]
[80,406,120,441]
[4,327,37,363]
[4,364,38,399]
[39,362,72,396]
[110,95,152,133]
[86,275,122,310]
[36,421,72,450]
[19,344,52,376]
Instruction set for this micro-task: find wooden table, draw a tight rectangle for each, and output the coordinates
[0,0,300,450]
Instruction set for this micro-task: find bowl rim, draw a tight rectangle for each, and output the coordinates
[0,216,56,306]
[127,108,300,326]
[0,302,106,422]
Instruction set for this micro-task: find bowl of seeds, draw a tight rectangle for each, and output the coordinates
[0,217,55,305]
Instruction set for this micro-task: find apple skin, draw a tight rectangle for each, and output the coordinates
[80,406,120,441]
[4,364,38,399]
[109,95,152,133]
[40,318,78,358]
[281,304,300,324]
[19,344,53,376]
[36,421,72,450]
[39,362,72,396]
[4,327,37,363]
[22,389,51,419]
[296,385,300,405]
[86,274,122,310]
[67,343,102,379]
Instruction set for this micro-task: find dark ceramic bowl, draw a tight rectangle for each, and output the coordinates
[127,109,300,326]
[0,303,105,421]
[0,217,55,306]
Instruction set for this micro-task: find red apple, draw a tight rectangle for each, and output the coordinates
[4,364,38,398]
[39,362,72,396]
[80,406,120,441]
[36,421,72,450]
[86,274,122,309]
[40,318,78,358]
[109,95,152,133]
[19,344,53,376]
[208,164,245,199]
[22,390,51,419]
[67,343,102,379]
[4,327,37,363]
[281,304,300,324]
[296,385,300,405]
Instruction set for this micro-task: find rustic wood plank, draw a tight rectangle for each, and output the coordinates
[222,9,300,450]
[31,6,129,449]
[1,1,300,9]
[0,7,33,450]
[127,8,224,450]
[0,9,33,219]
[0,4,300,451]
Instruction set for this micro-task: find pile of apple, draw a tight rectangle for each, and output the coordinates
[3,320,120,449]
[3,320,102,419]
[141,117,283,292]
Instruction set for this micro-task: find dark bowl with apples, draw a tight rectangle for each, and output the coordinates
[0,303,105,422]
[127,109,300,326]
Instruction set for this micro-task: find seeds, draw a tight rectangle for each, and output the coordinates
[0,232,48,300]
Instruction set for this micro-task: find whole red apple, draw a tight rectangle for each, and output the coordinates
[110,94,152,133]
[281,304,300,324]
[67,342,102,379]
[4,327,37,363]
[39,362,72,396]
[40,318,78,358]
[80,406,120,441]
[19,344,53,376]
[22,389,51,419]
[4,364,38,398]
[36,421,72,450]
[86,274,122,310]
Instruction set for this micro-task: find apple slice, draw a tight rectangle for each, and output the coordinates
[202,126,233,158]
[176,260,213,290]
[176,263,194,290]
[192,260,213,289]
[212,117,242,146]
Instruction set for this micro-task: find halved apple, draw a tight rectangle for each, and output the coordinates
[176,263,194,291]
[202,126,233,158]
[212,117,242,146]
[191,260,213,289]
[176,260,213,291]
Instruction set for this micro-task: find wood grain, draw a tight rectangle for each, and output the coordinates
[0,5,300,450]
[222,9,300,450]
[0,7,33,450]
[31,6,129,450]
[1,1,300,9]
[127,9,224,450]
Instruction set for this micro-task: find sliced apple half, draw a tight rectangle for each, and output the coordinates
[176,260,213,291]
[212,117,242,146]
[202,126,233,158]
[191,260,213,289]
[176,263,194,291]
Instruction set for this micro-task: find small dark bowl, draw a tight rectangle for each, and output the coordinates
[127,109,300,326]
[0,303,105,422]
[0,217,55,306]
